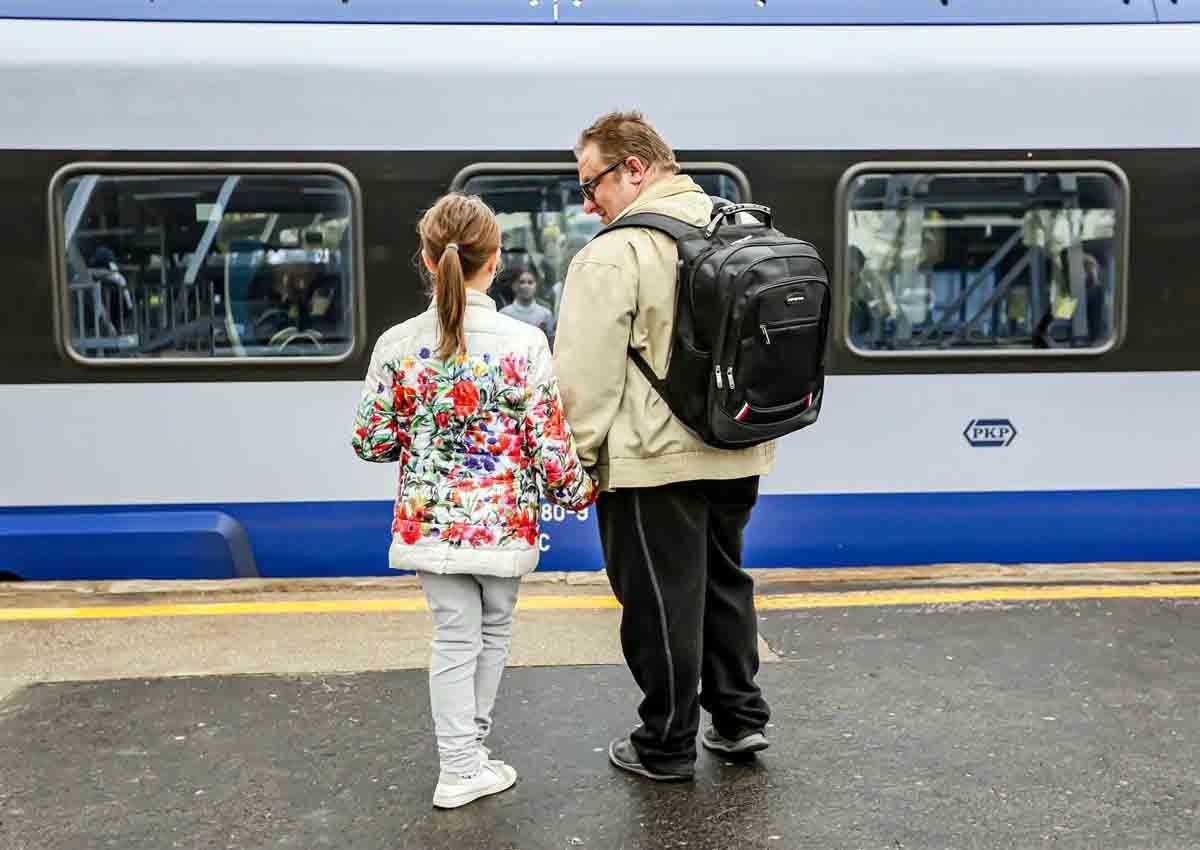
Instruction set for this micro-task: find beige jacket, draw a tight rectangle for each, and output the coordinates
[554,174,775,490]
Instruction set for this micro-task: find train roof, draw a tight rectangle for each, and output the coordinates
[1,0,1198,26]
[3,4,1199,152]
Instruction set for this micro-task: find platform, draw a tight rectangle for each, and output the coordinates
[1,567,1198,849]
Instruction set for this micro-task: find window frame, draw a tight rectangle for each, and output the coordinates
[835,160,1130,359]
[48,161,367,367]
[450,161,752,203]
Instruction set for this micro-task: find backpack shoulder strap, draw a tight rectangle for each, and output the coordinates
[596,212,699,242]
[628,346,670,398]
[594,213,702,395]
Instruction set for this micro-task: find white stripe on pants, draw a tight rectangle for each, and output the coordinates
[420,571,521,777]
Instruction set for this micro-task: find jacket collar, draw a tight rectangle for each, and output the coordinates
[427,287,497,313]
[467,288,496,311]
[608,173,706,226]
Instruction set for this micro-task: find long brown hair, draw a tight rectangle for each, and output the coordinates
[418,193,501,359]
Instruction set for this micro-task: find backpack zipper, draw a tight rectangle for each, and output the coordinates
[735,276,827,348]
[760,316,820,345]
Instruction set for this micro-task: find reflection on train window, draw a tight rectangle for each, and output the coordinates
[58,172,357,360]
[844,169,1124,354]
[459,169,744,336]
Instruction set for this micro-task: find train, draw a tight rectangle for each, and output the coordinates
[1,0,1199,580]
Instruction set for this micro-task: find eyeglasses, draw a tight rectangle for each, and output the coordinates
[579,160,624,203]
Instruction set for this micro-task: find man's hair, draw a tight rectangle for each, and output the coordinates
[575,110,679,175]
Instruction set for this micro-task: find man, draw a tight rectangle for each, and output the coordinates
[554,110,775,782]
[499,267,556,347]
[1082,253,1108,345]
[847,244,896,349]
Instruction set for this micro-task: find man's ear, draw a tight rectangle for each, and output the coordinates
[625,156,649,186]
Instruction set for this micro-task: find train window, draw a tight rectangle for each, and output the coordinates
[452,163,748,333]
[52,165,363,364]
[840,164,1127,357]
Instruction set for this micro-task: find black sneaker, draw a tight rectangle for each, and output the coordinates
[701,725,770,756]
[607,737,693,782]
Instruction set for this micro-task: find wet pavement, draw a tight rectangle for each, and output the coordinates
[1,592,1197,850]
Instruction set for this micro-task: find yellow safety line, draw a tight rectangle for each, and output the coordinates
[754,583,1200,609]
[0,583,1198,622]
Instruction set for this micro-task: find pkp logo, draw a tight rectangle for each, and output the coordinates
[964,418,1018,448]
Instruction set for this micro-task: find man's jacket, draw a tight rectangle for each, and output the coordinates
[554,174,775,490]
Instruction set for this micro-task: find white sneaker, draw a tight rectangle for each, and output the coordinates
[432,761,517,809]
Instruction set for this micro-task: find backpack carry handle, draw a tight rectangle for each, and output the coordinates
[703,203,772,238]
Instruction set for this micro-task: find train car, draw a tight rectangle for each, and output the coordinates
[1,0,1199,580]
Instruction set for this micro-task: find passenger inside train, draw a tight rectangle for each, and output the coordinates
[498,265,556,347]
[61,173,355,359]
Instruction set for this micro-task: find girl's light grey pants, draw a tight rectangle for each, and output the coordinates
[419,571,521,777]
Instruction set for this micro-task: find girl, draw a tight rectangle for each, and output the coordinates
[352,193,596,809]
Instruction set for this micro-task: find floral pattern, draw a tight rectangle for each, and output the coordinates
[353,333,596,564]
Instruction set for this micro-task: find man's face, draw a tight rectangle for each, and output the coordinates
[515,273,537,302]
[848,256,862,285]
[577,143,641,226]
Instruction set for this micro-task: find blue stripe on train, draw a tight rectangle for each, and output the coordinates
[0,0,1173,26]
[2,488,1198,581]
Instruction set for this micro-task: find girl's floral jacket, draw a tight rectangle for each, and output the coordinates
[352,289,597,578]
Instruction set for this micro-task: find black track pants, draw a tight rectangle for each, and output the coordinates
[596,476,771,773]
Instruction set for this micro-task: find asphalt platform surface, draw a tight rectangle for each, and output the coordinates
[1,590,1196,850]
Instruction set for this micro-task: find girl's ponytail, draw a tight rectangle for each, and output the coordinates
[434,244,466,359]
[418,196,501,361]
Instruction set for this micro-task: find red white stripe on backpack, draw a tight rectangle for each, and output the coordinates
[734,392,813,422]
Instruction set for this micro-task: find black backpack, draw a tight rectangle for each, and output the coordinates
[598,201,830,449]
